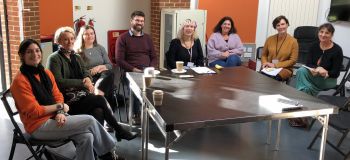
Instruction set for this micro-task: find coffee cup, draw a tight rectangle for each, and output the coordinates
[142,75,153,91]
[144,67,155,77]
[176,61,184,72]
[152,90,164,106]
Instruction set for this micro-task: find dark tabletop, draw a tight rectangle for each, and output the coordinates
[127,67,337,132]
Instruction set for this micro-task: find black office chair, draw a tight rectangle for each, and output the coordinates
[293,26,319,68]
[204,44,209,67]
[256,46,263,61]
[307,94,350,159]
[1,89,73,160]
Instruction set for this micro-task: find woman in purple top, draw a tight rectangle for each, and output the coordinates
[207,16,244,67]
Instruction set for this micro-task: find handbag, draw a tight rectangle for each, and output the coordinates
[64,88,89,104]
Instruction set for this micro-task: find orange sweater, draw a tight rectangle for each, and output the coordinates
[10,69,64,134]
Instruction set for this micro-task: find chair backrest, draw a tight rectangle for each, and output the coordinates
[341,56,350,73]
[107,30,128,66]
[256,46,263,60]
[1,89,22,132]
[333,65,350,96]
[293,26,319,64]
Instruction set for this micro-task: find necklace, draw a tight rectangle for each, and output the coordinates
[320,42,333,52]
[181,40,193,62]
[275,34,287,57]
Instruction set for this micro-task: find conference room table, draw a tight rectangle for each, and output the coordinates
[125,66,337,160]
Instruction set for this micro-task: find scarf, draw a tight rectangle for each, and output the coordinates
[20,64,55,105]
[58,47,84,79]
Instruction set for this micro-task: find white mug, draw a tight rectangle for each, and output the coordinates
[144,67,155,77]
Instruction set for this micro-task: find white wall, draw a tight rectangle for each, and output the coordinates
[318,0,350,57]
[255,0,271,48]
[73,0,151,50]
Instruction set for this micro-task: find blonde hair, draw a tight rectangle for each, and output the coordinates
[54,26,75,44]
[176,19,198,41]
[74,25,98,61]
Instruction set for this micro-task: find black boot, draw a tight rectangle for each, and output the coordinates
[99,151,125,160]
[114,126,138,142]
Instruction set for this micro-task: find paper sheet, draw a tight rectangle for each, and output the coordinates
[302,65,314,71]
[261,67,282,76]
[191,67,216,74]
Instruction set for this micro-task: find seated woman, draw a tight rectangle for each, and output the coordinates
[207,16,244,67]
[261,15,298,81]
[166,19,204,69]
[11,39,123,160]
[296,23,343,96]
[46,26,137,141]
[74,25,116,110]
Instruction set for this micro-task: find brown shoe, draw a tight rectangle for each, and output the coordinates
[288,118,309,128]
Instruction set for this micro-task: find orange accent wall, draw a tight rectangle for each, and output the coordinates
[39,0,73,36]
[198,0,258,43]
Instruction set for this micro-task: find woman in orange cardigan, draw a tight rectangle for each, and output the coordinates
[261,15,299,81]
[10,39,124,160]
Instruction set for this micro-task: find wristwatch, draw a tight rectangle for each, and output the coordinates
[56,103,63,110]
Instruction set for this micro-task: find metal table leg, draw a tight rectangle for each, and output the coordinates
[267,120,272,144]
[318,114,329,160]
[145,105,149,160]
[274,120,281,150]
[141,99,145,160]
[165,132,170,160]
[128,87,134,130]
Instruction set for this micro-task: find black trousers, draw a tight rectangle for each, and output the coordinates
[92,70,117,111]
[68,94,122,131]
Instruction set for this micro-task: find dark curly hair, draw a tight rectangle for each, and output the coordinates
[213,16,237,34]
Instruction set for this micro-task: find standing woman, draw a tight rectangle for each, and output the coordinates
[11,39,124,160]
[296,23,343,96]
[74,25,116,109]
[207,16,244,67]
[261,15,298,81]
[166,19,204,69]
[46,26,137,141]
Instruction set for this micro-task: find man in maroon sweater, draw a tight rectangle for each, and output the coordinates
[115,10,158,124]
[115,10,158,72]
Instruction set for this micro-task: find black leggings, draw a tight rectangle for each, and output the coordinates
[68,94,122,130]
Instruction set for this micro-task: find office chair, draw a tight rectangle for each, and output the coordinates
[255,46,263,61]
[1,89,73,160]
[307,93,350,160]
[293,26,319,68]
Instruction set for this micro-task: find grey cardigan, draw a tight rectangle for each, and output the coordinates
[46,51,91,91]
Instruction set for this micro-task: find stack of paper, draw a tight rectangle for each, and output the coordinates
[261,68,282,76]
[191,67,216,74]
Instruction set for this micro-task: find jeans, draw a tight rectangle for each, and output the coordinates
[209,54,241,67]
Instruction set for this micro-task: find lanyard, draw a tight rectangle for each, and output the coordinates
[182,40,193,62]
[276,35,286,57]
[187,47,192,62]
